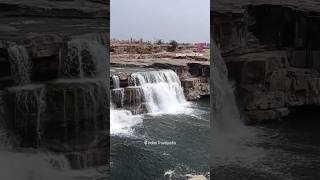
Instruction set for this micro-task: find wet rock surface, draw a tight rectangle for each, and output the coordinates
[213,0,320,123]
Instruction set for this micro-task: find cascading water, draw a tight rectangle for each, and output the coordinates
[130,70,187,114]
[0,46,74,179]
[110,69,188,136]
[111,88,124,108]
[211,42,243,132]
[112,75,120,89]
[10,85,46,147]
[63,39,107,78]
[211,41,257,169]
[0,38,109,179]
[7,45,33,85]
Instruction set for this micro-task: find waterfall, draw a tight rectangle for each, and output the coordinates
[110,69,187,136]
[63,39,107,78]
[211,41,253,167]
[2,37,109,171]
[111,88,124,108]
[9,84,46,147]
[130,70,187,114]
[112,75,120,89]
[35,88,46,146]
[7,45,33,85]
[211,42,242,132]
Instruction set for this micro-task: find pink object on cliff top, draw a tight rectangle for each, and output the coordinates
[196,43,205,53]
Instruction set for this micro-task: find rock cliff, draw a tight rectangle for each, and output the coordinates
[212,0,320,123]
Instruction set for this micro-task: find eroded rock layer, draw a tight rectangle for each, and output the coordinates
[213,0,320,123]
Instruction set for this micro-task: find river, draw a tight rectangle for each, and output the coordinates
[110,67,210,180]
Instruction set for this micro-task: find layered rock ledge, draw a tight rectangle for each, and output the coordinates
[111,58,210,101]
[213,0,320,124]
[111,41,210,101]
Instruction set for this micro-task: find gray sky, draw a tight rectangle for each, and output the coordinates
[111,0,209,43]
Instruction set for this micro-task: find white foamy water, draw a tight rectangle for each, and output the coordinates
[164,169,175,179]
[110,106,142,136]
[130,70,188,114]
[111,69,190,136]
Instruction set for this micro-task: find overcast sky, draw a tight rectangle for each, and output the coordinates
[111,0,209,43]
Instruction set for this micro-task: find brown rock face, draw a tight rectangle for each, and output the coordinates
[213,1,320,123]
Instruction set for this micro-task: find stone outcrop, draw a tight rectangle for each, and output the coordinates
[212,0,320,124]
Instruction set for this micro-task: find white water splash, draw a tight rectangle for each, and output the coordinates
[164,169,175,179]
[110,69,189,136]
[110,105,142,136]
[130,70,188,114]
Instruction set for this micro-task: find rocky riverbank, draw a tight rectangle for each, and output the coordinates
[212,0,320,124]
